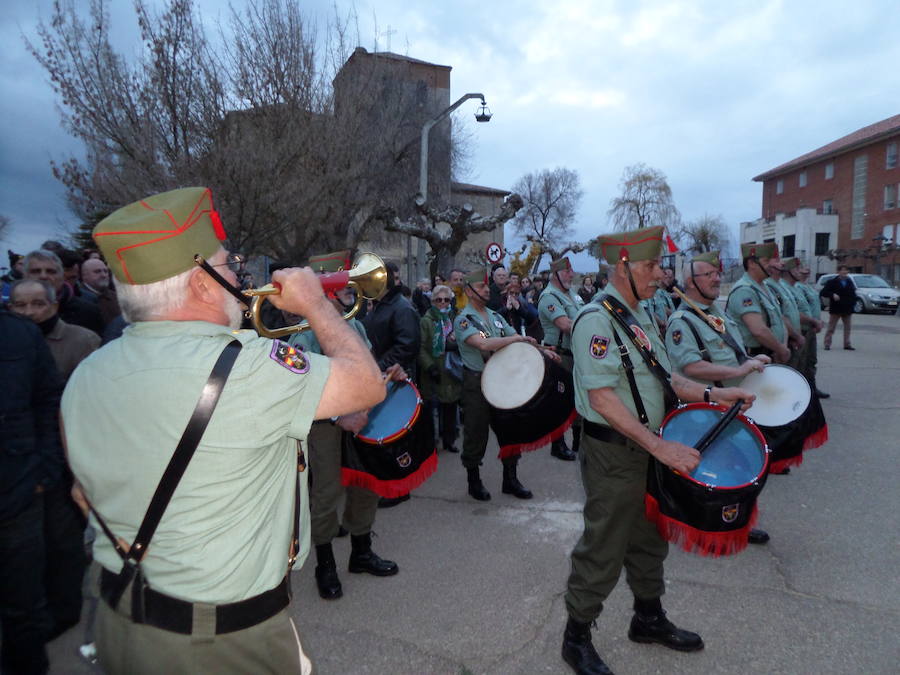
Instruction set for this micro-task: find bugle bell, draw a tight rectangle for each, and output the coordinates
[244,252,387,339]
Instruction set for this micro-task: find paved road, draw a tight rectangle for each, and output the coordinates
[48,312,900,674]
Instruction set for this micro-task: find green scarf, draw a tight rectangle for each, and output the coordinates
[427,305,451,357]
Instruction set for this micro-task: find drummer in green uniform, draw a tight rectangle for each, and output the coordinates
[61,188,385,673]
[664,250,772,545]
[287,251,399,603]
[561,226,753,675]
[454,267,539,501]
[781,258,828,398]
[537,256,584,461]
[725,242,791,364]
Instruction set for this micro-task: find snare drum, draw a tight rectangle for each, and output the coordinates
[481,342,576,458]
[645,403,770,557]
[341,380,438,498]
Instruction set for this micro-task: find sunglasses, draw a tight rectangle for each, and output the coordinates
[433,297,452,304]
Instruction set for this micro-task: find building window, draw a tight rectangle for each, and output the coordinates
[825,162,834,179]
[886,184,898,210]
[776,179,784,195]
[799,171,807,188]
[851,155,867,239]
[883,224,896,246]
[814,232,830,256]
[887,142,898,169]
[782,234,795,257]
[822,199,833,214]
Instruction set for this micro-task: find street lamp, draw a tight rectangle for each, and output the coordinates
[418,92,491,203]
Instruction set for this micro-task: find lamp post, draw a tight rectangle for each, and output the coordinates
[407,92,491,284]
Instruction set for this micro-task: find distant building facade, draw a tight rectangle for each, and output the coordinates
[744,114,900,282]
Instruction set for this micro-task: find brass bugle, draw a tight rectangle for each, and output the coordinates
[243,252,388,339]
[672,286,725,333]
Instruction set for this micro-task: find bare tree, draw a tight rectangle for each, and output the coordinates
[607,163,681,232]
[0,215,10,246]
[510,168,582,268]
[27,0,463,264]
[675,213,730,254]
[373,194,524,279]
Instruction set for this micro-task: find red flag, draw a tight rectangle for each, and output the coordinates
[665,231,679,253]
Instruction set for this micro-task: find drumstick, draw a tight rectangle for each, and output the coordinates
[694,400,744,455]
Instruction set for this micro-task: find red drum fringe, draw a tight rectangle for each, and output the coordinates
[644,494,759,557]
[769,423,828,474]
[341,450,438,499]
[803,423,828,450]
[497,409,578,459]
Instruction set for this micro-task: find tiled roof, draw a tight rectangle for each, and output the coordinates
[451,181,510,196]
[753,113,900,181]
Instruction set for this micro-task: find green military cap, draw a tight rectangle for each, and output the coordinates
[691,251,721,269]
[549,256,572,273]
[782,257,801,271]
[741,242,779,260]
[597,225,664,264]
[93,187,226,285]
[465,267,489,284]
[308,250,352,274]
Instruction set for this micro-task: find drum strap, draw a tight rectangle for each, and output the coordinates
[464,310,506,338]
[611,329,649,424]
[91,340,244,615]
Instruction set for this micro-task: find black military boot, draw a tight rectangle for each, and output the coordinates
[348,533,399,576]
[551,437,576,461]
[466,466,491,501]
[314,543,343,600]
[501,460,533,499]
[628,597,704,652]
[810,377,830,399]
[748,528,770,544]
[571,424,582,454]
[561,617,613,675]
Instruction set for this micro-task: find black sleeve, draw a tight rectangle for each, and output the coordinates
[30,326,65,487]
[376,305,422,372]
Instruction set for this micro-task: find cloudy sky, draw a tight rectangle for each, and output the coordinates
[2,0,898,272]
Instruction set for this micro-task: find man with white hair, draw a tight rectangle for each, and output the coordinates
[79,257,121,327]
[61,187,385,673]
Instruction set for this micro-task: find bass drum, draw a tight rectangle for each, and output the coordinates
[481,342,576,458]
[341,379,437,498]
[646,403,770,557]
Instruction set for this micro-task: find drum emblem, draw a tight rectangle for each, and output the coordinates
[721,504,740,523]
[630,325,652,351]
[671,329,682,345]
[557,381,565,393]
[590,335,610,359]
[396,452,412,468]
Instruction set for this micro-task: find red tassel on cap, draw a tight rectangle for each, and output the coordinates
[665,232,679,253]
[210,210,227,241]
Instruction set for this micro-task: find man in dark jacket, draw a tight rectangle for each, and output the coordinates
[0,309,79,674]
[24,250,103,336]
[820,265,856,350]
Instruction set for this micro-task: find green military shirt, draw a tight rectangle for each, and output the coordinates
[454,306,514,372]
[62,321,330,604]
[799,283,822,320]
[538,283,584,350]
[786,281,812,318]
[766,278,802,334]
[571,283,671,431]
[726,274,786,347]
[641,287,674,325]
[288,317,371,355]
[665,305,747,387]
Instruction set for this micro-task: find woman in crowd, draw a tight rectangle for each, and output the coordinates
[578,274,594,304]
[418,285,462,453]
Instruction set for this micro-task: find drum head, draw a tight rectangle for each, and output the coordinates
[660,404,767,488]
[740,364,811,427]
[357,380,422,445]
[481,342,545,409]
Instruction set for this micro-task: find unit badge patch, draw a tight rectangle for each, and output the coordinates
[460,319,469,329]
[721,504,740,523]
[672,329,682,345]
[548,303,557,312]
[742,297,754,307]
[590,335,610,359]
[494,320,503,328]
[270,340,309,374]
[630,324,652,351]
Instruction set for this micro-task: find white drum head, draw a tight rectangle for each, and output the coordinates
[481,342,545,409]
[740,364,811,427]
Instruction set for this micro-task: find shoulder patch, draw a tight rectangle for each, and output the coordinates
[672,329,682,345]
[590,335,610,359]
[494,319,503,328]
[548,303,556,312]
[742,297,754,307]
[270,340,309,374]
[460,319,469,329]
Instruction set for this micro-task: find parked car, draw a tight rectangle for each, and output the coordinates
[815,273,900,314]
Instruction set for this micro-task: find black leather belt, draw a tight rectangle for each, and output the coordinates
[746,346,771,357]
[583,420,628,445]
[100,568,290,635]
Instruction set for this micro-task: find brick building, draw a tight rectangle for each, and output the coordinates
[742,114,900,282]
